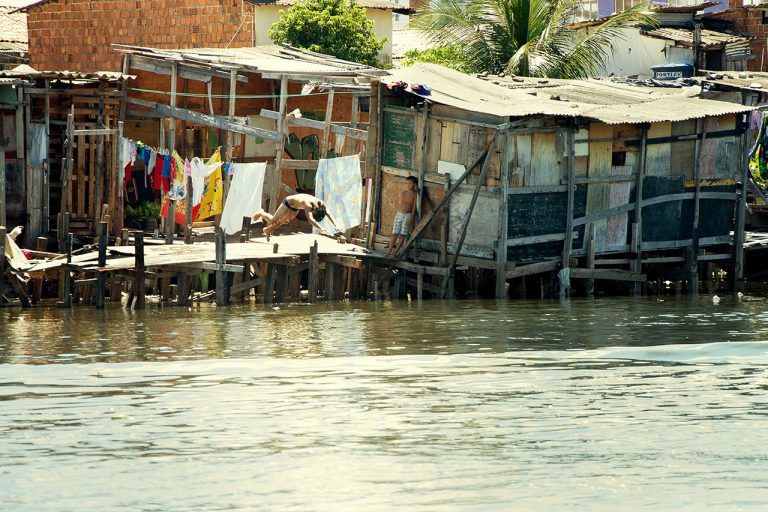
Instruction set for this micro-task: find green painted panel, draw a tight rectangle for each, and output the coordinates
[641,176,683,242]
[0,85,17,105]
[382,111,415,170]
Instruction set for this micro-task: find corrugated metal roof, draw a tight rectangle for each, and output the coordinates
[702,71,768,92]
[386,63,753,124]
[116,44,386,78]
[641,27,752,48]
[648,1,720,12]
[0,64,131,81]
[0,5,28,44]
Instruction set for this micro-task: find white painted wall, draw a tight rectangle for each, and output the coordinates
[591,28,668,78]
[252,5,394,65]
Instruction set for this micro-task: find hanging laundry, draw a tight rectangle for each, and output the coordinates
[29,123,47,165]
[190,149,222,207]
[195,148,224,221]
[220,162,267,235]
[147,148,157,177]
[168,150,186,200]
[749,115,768,189]
[314,154,362,233]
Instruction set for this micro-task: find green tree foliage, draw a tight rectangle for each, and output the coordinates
[410,0,657,78]
[269,0,385,67]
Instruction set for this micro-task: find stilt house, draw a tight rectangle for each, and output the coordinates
[370,63,753,298]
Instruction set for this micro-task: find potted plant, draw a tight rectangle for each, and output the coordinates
[125,201,161,230]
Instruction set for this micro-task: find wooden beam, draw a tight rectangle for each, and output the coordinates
[125,97,281,141]
[321,90,334,159]
[506,259,559,279]
[496,129,510,298]
[563,126,576,267]
[569,268,646,282]
[260,108,368,141]
[128,54,248,83]
[632,126,648,295]
[441,131,500,295]
[269,75,288,211]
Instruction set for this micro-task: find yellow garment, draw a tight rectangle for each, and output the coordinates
[195,148,223,221]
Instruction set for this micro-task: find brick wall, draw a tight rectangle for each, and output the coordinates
[713,6,768,72]
[27,0,256,72]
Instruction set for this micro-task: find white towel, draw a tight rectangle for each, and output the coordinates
[314,154,362,232]
[220,162,267,235]
[190,157,222,207]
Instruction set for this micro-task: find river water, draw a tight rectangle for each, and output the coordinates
[2,295,768,511]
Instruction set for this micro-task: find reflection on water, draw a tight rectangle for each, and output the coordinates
[2,295,767,363]
[1,296,768,511]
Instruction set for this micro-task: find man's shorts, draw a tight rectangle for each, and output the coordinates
[392,211,411,236]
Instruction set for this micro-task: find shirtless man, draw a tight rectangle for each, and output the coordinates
[252,193,343,241]
[386,176,418,257]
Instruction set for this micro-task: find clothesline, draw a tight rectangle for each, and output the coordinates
[127,88,369,99]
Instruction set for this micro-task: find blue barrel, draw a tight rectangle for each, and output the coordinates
[651,63,693,80]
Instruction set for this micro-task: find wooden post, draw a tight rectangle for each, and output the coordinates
[346,94,360,156]
[264,264,276,304]
[31,236,47,303]
[0,141,5,228]
[215,228,227,306]
[496,129,509,298]
[440,132,499,295]
[0,227,5,296]
[441,176,449,265]
[133,231,145,309]
[416,272,423,301]
[177,272,190,306]
[113,120,124,237]
[585,223,596,296]
[94,82,105,226]
[324,261,335,301]
[274,264,287,303]
[270,75,288,211]
[96,222,107,308]
[691,119,707,294]
[562,125,576,267]
[632,126,648,295]
[308,240,319,303]
[241,216,251,241]
[223,69,237,206]
[733,120,750,289]
[59,107,75,253]
[321,89,334,159]
[58,233,74,308]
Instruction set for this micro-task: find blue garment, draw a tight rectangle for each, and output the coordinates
[162,154,172,179]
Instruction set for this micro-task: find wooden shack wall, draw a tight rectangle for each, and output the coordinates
[378,102,504,258]
[503,115,742,263]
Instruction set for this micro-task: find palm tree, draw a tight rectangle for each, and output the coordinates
[410,0,657,79]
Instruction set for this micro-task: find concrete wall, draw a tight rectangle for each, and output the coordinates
[26,0,395,72]
[593,28,667,78]
[712,3,768,72]
[26,0,258,72]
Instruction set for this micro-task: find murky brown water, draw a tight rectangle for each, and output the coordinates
[2,296,768,510]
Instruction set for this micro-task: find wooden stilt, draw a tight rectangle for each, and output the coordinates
[264,264,276,304]
[417,272,423,301]
[585,223,596,296]
[96,222,107,308]
[324,261,335,301]
[275,264,287,303]
[0,227,5,297]
[215,228,228,306]
[134,231,145,309]
[31,236,47,304]
[632,127,648,295]
[57,233,73,308]
[308,241,319,303]
[177,272,190,306]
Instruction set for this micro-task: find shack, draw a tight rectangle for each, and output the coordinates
[0,66,128,249]
[371,63,753,298]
